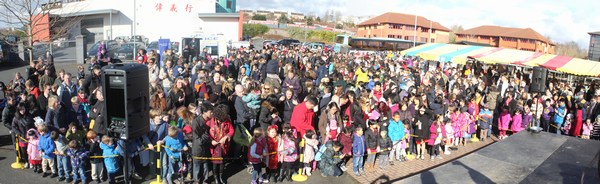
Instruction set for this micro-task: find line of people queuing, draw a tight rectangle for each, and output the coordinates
[2,41,600,184]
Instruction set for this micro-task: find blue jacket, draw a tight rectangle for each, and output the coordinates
[352,134,365,157]
[164,135,186,159]
[553,106,567,125]
[100,142,122,173]
[38,133,55,159]
[388,119,405,142]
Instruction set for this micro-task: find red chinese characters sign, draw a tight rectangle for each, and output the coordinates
[155,3,193,13]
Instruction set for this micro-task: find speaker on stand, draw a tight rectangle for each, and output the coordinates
[528,66,548,133]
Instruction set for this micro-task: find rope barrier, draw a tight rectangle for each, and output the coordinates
[89,155,120,159]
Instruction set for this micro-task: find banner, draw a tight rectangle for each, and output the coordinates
[158,38,171,66]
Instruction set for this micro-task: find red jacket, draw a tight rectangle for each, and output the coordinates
[338,133,353,155]
[290,102,315,138]
[267,136,279,169]
[428,123,445,145]
[248,137,266,164]
[208,118,234,163]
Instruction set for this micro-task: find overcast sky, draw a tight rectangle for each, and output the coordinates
[238,0,600,48]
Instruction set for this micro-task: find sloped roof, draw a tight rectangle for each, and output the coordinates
[457,25,552,44]
[589,31,600,35]
[357,12,450,32]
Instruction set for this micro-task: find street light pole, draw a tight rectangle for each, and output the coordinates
[132,0,137,62]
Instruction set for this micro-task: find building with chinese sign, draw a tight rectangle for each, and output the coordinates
[40,0,241,56]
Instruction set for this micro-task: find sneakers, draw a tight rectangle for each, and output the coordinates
[42,173,49,178]
[390,161,394,165]
[444,151,451,155]
[430,156,435,160]
[58,177,66,182]
[436,155,443,159]
[340,165,348,172]
[354,171,361,176]
[131,173,143,180]
[50,173,58,178]
[258,178,269,183]
[321,173,327,177]
[24,163,30,169]
[66,178,73,183]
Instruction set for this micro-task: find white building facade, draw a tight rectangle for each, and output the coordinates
[50,0,241,55]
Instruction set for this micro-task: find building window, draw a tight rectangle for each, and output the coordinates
[421,28,429,33]
[405,25,415,30]
[226,0,233,9]
[431,38,435,43]
[421,37,428,42]
[374,35,377,37]
[431,29,436,33]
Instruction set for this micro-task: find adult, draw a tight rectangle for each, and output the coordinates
[88,87,107,135]
[208,104,234,184]
[290,96,318,138]
[281,89,297,125]
[57,73,77,107]
[192,103,213,183]
[318,102,342,143]
[11,103,34,163]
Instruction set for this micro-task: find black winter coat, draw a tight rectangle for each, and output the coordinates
[192,116,211,161]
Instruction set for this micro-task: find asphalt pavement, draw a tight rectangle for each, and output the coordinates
[0,60,359,184]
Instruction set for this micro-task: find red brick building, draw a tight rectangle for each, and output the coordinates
[456,25,555,54]
[356,12,450,43]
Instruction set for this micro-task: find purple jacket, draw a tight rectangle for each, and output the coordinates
[542,106,554,121]
[522,114,533,128]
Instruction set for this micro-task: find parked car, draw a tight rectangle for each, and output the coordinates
[87,40,119,58]
[129,35,149,44]
[146,41,158,52]
[114,36,130,44]
[113,42,146,60]
[276,38,301,46]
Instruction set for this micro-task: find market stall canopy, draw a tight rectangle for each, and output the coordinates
[400,43,600,77]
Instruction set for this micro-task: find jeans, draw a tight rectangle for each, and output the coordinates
[378,154,389,168]
[251,163,262,182]
[352,156,363,172]
[389,140,402,160]
[192,160,209,183]
[107,172,117,184]
[90,161,104,181]
[72,166,87,181]
[366,150,376,167]
[56,155,71,179]
[166,157,182,183]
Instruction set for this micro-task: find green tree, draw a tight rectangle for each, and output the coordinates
[449,25,464,43]
[316,16,321,22]
[252,14,267,21]
[243,24,270,38]
[306,17,314,26]
[278,15,289,24]
[335,24,344,29]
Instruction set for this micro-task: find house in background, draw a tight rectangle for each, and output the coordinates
[588,31,600,61]
[456,25,555,54]
[356,12,450,43]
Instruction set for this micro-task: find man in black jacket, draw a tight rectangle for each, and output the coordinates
[2,95,15,131]
[192,103,213,183]
[88,87,106,135]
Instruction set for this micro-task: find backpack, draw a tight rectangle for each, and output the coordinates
[314,143,328,161]
[233,124,252,147]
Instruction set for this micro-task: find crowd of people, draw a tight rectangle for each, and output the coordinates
[2,41,600,184]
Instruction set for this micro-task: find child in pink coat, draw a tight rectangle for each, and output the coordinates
[511,109,523,133]
[498,106,512,140]
[582,119,593,139]
[26,128,42,173]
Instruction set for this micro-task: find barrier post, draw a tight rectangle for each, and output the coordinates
[11,136,25,169]
[150,144,162,184]
[291,138,307,182]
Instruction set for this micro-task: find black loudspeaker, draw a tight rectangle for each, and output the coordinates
[530,67,548,93]
[102,63,149,140]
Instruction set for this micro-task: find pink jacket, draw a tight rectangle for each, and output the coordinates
[27,129,42,161]
[511,114,523,132]
[582,123,592,135]
[498,111,512,130]
[278,137,298,163]
[428,123,445,145]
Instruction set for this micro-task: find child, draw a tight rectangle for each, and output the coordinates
[498,106,512,140]
[337,127,353,171]
[318,141,344,177]
[303,130,319,176]
[428,115,444,160]
[400,123,410,160]
[562,114,573,135]
[77,65,85,80]
[266,125,280,182]
[86,130,104,183]
[444,118,454,155]
[523,106,533,131]
[51,131,72,182]
[582,119,593,139]
[478,105,493,142]
[511,109,524,133]
[387,112,405,165]
[352,127,366,176]
[248,128,268,184]
[377,129,392,168]
[37,125,57,178]
[66,140,90,184]
[26,128,42,173]
[100,135,122,184]
[161,126,188,184]
[553,100,567,135]
[278,131,298,182]
[65,122,86,146]
[364,120,379,172]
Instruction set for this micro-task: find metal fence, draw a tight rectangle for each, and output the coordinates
[31,40,77,63]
